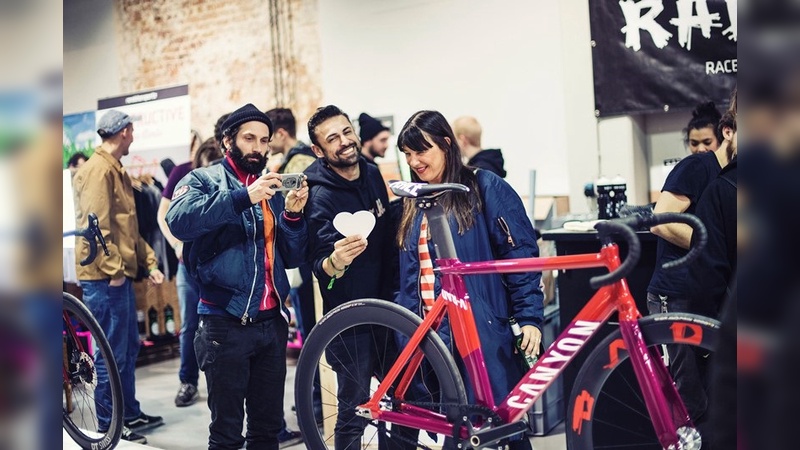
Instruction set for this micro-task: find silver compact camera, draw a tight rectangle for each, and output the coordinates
[274,173,305,192]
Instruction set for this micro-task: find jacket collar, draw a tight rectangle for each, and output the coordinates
[95,147,124,173]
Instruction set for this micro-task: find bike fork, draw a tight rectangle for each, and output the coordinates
[619,320,694,449]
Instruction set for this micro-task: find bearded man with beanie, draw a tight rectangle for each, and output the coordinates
[358,112,391,166]
[166,103,309,450]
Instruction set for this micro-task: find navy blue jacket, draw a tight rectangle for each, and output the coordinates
[165,159,307,323]
[304,157,394,312]
[395,169,544,403]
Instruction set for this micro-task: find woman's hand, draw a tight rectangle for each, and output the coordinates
[518,325,542,356]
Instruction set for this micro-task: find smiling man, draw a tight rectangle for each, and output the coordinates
[302,105,417,448]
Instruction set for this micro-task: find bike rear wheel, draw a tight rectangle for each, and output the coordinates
[295,299,467,450]
[62,292,124,450]
[566,313,721,450]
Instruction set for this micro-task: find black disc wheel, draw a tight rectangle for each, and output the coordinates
[566,313,720,450]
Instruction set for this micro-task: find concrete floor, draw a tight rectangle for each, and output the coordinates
[64,353,567,449]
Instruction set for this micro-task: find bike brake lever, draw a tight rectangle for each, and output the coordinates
[87,213,110,256]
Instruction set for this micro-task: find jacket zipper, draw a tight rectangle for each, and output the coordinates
[497,217,516,247]
[242,206,258,325]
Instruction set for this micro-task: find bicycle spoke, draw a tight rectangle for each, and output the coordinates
[598,385,651,422]
[295,300,466,450]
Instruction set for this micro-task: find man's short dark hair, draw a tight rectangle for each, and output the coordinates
[265,108,297,138]
[214,112,232,145]
[307,105,350,147]
[67,152,88,168]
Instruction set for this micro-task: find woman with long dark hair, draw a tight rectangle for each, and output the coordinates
[394,110,544,449]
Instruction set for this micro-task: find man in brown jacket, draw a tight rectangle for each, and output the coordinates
[73,109,165,445]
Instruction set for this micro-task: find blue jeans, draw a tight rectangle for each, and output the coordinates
[176,262,200,386]
[80,278,142,428]
[195,313,288,450]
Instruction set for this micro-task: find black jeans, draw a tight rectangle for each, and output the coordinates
[325,325,417,450]
[646,293,710,422]
[195,313,288,450]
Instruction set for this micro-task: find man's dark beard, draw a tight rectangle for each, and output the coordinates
[229,142,267,174]
[366,145,380,160]
[325,144,360,169]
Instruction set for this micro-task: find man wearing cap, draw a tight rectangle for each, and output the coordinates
[166,103,309,450]
[358,112,391,166]
[73,109,166,445]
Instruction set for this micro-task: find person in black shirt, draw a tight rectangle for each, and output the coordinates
[304,105,416,449]
[452,115,507,178]
[646,98,736,435]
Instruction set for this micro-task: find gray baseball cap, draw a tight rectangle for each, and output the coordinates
[97,109,139,138]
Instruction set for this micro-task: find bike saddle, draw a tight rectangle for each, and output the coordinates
[388,180,470,198]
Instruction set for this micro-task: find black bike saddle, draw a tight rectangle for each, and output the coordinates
[388,180,470,198]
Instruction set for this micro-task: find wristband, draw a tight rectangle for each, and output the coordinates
[326,255,349,290]
[328,254,345,272]
[284,210,302,220]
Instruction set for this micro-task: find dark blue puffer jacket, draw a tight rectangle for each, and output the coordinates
[395,169,544,403]
[166,159,307,323]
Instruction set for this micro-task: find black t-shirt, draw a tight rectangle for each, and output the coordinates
[648,151,721,297]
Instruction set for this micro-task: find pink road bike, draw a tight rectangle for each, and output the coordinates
[295,181,720,449]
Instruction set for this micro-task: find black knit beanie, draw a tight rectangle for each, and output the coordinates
[222,103,274,139]
[358,113,390,143]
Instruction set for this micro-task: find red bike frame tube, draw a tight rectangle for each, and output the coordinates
[438,252,606,275]
[496,285,618,424]
[618,319,691,448]
[360,297,448,415]
[439,271,495,407]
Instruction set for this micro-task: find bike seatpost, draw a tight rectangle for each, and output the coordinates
[416,198,458,260]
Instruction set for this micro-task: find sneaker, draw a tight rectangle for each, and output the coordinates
[277,428,303,448]
[175,383,200,407]
[124,412,164,432]
[120,426,148,445]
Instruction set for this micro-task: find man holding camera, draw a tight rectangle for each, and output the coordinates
[166,103,308,450]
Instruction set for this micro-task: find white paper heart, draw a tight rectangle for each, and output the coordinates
[333,210,376,238]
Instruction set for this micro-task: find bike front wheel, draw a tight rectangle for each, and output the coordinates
[62,292,124,450]
[295,299,467,450]
[566,313,721,450]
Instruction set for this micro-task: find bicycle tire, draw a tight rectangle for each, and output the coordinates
[295,299,467,449]
[566,313,721,450]
[62,293,124,450]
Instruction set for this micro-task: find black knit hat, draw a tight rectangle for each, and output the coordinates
[358,113,390,143]
[221,103,274,140]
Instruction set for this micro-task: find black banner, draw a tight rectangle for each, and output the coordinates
[589,0,737,117]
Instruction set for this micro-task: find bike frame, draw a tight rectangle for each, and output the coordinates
[358,210,692,448]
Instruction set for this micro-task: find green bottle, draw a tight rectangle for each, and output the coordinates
[510,317,537,369]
